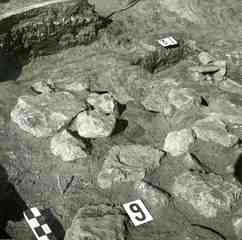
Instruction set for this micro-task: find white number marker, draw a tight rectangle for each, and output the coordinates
[123,199,153,226]
[158,36,178,47]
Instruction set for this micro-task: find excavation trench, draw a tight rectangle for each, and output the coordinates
[0,0,114,82]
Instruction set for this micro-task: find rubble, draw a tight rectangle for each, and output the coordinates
[134,180,170,207]
[192,116,239,147]
[11,92,86,137]
[172,171,241,218]
[163,128,196,156]
[189,65,219,74]
[50,130,87,162]
[71,109,116,138]
[31,80,55,94]
[64,204,126,240]
[86,93,117,114]
[97,144,164,189]
[198,51,215,65]
[168,88,202,110]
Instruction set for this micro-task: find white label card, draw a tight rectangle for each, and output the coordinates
[123,199,153,226]
[158,36,178,47]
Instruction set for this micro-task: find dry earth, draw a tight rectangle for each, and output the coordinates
[0,0,242,240]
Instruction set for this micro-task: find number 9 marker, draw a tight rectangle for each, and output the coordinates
[123,199,153,226]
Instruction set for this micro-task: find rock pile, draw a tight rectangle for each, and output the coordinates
[11,90,120,161]
[97,144,164,189]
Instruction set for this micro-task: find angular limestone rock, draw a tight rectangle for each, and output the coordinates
[87,93,117,114]
[31,79,55,94]
[190,71,206,82]
[212,60,227,83]
[172,171,241,218]
[198,51,214,65]
[97,144,164,189]
[50,129,87,162]
[204,95,242,125]
[11,92,85,137]
[189,65,219,74]
[192,117,238,147]
[168,88,201,110]
[134,180,170,207]
[72,109,116,138]
[163,128,195,156]
[232,208,242,240]
[141,78,180,113]
[64,204,126,240]
[232,217,242,239]
[218,78,242,96]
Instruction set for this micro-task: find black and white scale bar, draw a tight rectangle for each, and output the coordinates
[23,207,56,240]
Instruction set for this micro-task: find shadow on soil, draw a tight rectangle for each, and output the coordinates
[234,153,242,184]
[0,53,23,82]
[41,209,65,240]
[0,164,28,239]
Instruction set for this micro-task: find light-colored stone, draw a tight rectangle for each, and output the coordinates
[87,93,116,114]
[64,204,126,240]
[11,92,85,137]
[172,171,241,218]
[232,217,242,239]
[97,145,164,189]
[212,60,227,83]
[189,65,219,73]
[31,80,55,94]
[134,180,170,207]
[190,71,206,82]
[73,109,116,138]
[141,78,180,113]
[204,95,242,125]
[50,130,87,162]
[198,51,214,65]
[168,88,201,110]
[192,117,238,147]
[56,80,89,93]
[219,78,242,96]
[141,93,169,113]
[163,129,195,156]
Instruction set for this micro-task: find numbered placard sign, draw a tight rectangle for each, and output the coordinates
[123,199,153,226]
[158,36,178,47]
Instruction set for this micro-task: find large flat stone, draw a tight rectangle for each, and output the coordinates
[134,180,170,207]
[11,92,85,137]
[168,88,201,110]
[97,144,164,189]
[192,117,238,147]
[172,171,241,218]
[141,78,180,114]
[204,95,242,125]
